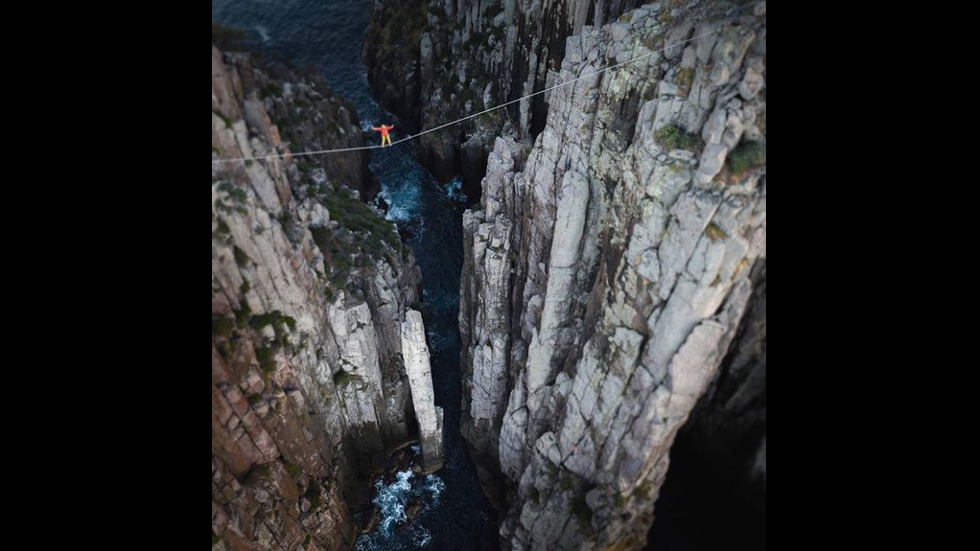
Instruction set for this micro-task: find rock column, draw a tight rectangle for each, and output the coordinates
[401,310,445,472]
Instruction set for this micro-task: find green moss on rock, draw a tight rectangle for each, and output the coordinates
[233,246,250,268]
[212,315,236,337]
[655,124,699,150]
[255,346,276,372]
[333,370,363,387]
[728,141,767,175]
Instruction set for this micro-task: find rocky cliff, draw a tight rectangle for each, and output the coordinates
[364,0,646,197]
[458,2,766,549]
[211,44,442,550]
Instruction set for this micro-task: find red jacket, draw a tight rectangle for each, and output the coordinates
[372,125,394,137]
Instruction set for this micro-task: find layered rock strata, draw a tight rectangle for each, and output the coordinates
[365,0,646,196]
[211,45,442,550]
[458,2,767,549]
[402,310,446,472]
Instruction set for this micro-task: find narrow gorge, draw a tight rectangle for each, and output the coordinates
[213,1,766,549]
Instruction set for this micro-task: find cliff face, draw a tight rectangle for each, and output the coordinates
[211,46,442,550]
[458,2,766,549]
[647,260,766,549]
[682,259,766,492]
[401,310,447,473]
[364,0,642,196]
[213,41,376,200]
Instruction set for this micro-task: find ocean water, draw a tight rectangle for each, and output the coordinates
[212,1,498,548]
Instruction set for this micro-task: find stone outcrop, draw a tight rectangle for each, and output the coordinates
[213,39,376,200]
[402,310,446,472]
[212,45,441,550]
[458,2,766,549]
[676,258,766,498]
[365,0,645,197]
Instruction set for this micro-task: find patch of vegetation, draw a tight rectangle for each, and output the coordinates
[655,124,699,151]
[296,161,316,178]
[333,370,363,387]
[212,146,220,156]
[427,1,449,22]
[640,30,666,52]
[218,182,249,205]
[530,487,541,504]
[545,461,559,482]
[570,493,593,530]
[635,480,653,500]
[249,311,297,345]
[559,475,573,491]
[459,87,483,111]
[484,3,504,19]
[489,25,506,43]
[312,187,405,289]
[260,82,283,99]
[213,110,232,129]
[304,481,322,510]
[613,494,627,508]
[464,31,488,49]
[255,346,277,372]
[212,217,232,241]
[443,72,461,97]
[234,299,252,326]
[248,393,264,406]
[675,68,695,95]
[215,335,236,360]
[285,463,302,477]
[304,534,312,546]
[377,1,427,51]
[233,246,250,268]
[242,463,271,485]
[240,280,251,295]
[212,315,236,337]
[728,141,766,175]
[705,223,728,242]
[212,531,221,546]
[279,211,304,245]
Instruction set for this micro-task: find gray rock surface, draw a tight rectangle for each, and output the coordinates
[457,2,767,549]
[402,310,445,472]
[212,45,436,551]
[365,0,647,193]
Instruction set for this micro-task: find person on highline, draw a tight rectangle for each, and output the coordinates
[372,124,395,147]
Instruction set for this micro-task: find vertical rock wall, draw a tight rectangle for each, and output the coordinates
[458,2,767,549]
[365,0,644,196]
[402,310,446,472]
[211,45,442,550]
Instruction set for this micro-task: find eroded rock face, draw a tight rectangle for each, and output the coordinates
[212,46,438,550]
[213,46,376,200]
[402,310,446,472]
[458,2,766,549]
[364,0,645,197]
